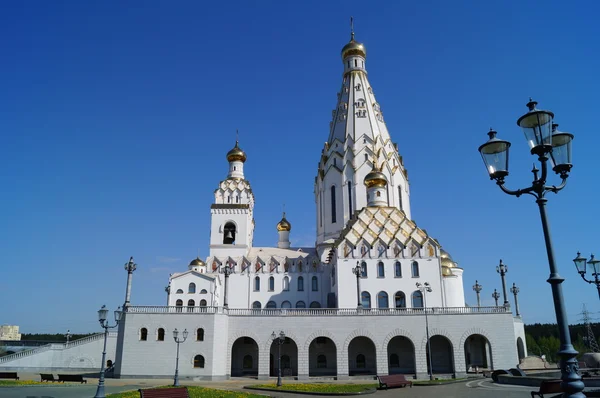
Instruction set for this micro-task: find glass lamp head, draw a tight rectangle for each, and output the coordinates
[114,307,122,322]
[588,255,600,275]
[573,252,587,274]
[98,305,108,323]
[183,329,189,340]
[173,328,179,340]
[549,124,574,175]
[517,99,554,155]
[479,129,510,180]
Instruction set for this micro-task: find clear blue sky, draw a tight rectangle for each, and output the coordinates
[1,1,599,334]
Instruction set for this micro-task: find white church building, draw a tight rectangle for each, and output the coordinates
[0,30,526,380]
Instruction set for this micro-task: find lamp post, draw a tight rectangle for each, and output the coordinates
[93,305,122,398]
[510,283,521,316]
[573,252,600,299]
[223,264,232,308]
[271,331,286,387]
[123,257,137,308]
[478,99,582,397]
[416,282,434,380]
[165,283,171,305]
[496,260,509,307]
[352,261,363,309]
[492,289,500,306]
[65,329,71,345]
[172,328,188,387]
[472,280,482,307]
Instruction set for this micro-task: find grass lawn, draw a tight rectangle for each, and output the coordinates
[0,380,46,386]
[107,386,266,397]
[251,383,377,393]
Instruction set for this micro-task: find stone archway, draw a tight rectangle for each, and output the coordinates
[231,336,259,377]
[269,337,298,377]
[308,336,338,377]
[387,336,416,375]
[464,334,492,371]
[427,335,454,374]
[348,336,376,376]
[517,337,526,361]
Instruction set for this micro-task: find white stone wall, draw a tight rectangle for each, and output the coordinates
[168,273,218,307]
[0,325,21,341]
[513,316,528,358]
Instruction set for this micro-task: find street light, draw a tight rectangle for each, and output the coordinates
[492,289,500,306]
[172,328,188,387]
[223,264,232,308]
[573,252,600,299]
[496,260,509,307]
[510,283,521,317]
[93,305,122,398]
[271,331,286,387]
[416,282,434,380]
[123,257,137,308]
[472,280,482,307]
[352,261,363,309]
[478,99,582,397]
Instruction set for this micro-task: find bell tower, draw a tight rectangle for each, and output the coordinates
[209,140,255,258]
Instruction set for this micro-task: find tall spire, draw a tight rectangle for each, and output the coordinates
[350,16,355,41]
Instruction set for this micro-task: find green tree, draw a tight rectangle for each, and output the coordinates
[526,333,541,357]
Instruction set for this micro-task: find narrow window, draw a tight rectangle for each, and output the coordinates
[398,186,403,210]
[354,59,357,67]
[175,300,183,313]
[243,355,253,369]
[377,291,389,308]
[194,355,205,368]
[252,301,261,309]
[330,186,337,223]
[363,138,366,144]
[233,166,236,170]
[412,261,419,277]
[347,61,350,68]
[312,276,318,291]
[254,276,260,291]
[236,196,239,203]
[376,191,381,197]
[296,301,306,308]
[395,291,406,308]
[317,354,327,368]
[412,291,424,308]
[283,276,289,291]
[188,283,196,294]
[364,153,368,161]
[394,261,402,277]
[361,291,371,308]
[157,328,165,341]
[348,183,353,218]
[187,299,195,312]
[268,276,275,291]
[357,354,366,368]
[196,328,204,341]
[199,299,207,306]
[361,261,367,278]
[140,328,147,341]
[298,276,304,291]
[377,262,385,277]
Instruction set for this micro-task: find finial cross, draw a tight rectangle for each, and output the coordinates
[350,17,355,41]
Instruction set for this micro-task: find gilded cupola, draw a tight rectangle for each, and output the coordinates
[189,257,205,267]
[226,141,247,163]
[364,168,388,188]
[277,212,292,232]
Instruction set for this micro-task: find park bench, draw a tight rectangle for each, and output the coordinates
[0,372,19,380]
[57,374,87,383]
[139,387,190,398]
[40,373,56,382]
[377,374,413,389]
[531,379,562,398]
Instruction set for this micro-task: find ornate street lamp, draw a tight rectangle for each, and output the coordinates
[416,282,434,380]
[93,305,122,398]
[510,283,521,316]
[271,331,286,387]
[472,280,482,307]
[492,289,500,306]
[496,260,509,307]
[172,328,188,387]
[478,99,582,397]
[573,252,600,299]
[123,257,137,308]
[352,261,363,309]
[223,264,232,308]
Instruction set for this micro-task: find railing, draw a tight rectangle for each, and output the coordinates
[0,332,117,364]
[125,305,511,316]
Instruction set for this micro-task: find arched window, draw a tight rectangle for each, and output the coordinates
[254,276,260,291]
[175,299,183,313]
[317,354,327,368]
[268,276,275,291]
[223,222,236,244]
[281,301,291,309]
[297,276,304,291]
[361,261,368,277]
[394,291,406,308]
[188,299,195,307]
[390,353,400,367]
[252,301,261,309]
[296,301,306,308]
[376,191,381,197]
[266,301,276,309]
[310,301,321,308]
[188,283,196,294]
[356,354,366,368]
[361,291,371,308]
[331,186,337,223]
[243,355,253,369]
[200,289,208,294]
[199,299,207,306]
[312,276,318,291]
[283,276,289,291]
[194,355,205,368]
[140,328,147,341]
[394,261,402,277]
[157,328,165,341]
[377,291,389,308]
[196,328,204,341]
[377,262,385,277]
[176,289,184,294]
[412,261,419,277]
[412,291,424,308]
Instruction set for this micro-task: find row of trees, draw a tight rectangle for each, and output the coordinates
[525,323,600,363]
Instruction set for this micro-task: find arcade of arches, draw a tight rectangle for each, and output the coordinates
[229,333,494,378]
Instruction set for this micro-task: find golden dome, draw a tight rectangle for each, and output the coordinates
[364,169,388,188]
[441,257,456,268]
[341,39,366,59]
[189,257,205,267]
[442,265,453,277]
[440,249,452,259]
[277,212,291,232]
[226,141,247,163]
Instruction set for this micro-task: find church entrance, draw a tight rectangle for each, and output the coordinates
[464,334,492,371]
[269,337,298,377]
[387,335,415,375]
[308,337,337,376]
[348,336,376,376]
[231,337,258,377]
[426,335,454,374]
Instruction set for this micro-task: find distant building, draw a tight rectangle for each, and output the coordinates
[0,326,21,341]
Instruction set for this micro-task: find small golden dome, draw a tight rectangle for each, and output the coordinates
[226,141,247,163]
[364,169,388,188]
[189,257,205,267]
[277,212,291,232]
[441,257,456,268]
[341,39,366,59]
[440,249,452,259]
[442,265,453,277]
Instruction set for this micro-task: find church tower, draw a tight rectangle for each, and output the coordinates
[209,140,255,258]
[315,24,411,255]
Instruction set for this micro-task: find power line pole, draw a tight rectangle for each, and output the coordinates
[580,304,599,353]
